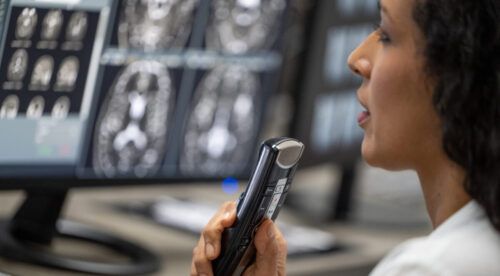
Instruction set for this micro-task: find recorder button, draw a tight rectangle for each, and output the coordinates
[266,193,282,218]
[267,180,278,187]
[254,205,268,225]
[275,178,287,190]
[265,186,275,196]
[259,196,272,208]
[275,183,286,194]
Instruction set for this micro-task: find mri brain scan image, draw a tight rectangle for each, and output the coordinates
[93,60,174,177]
[180,65,260,175]
[15,8,38,40]
[55,56,79,90]
[41,9,63,40]
[66,11,88,42]
[206,0,286,53]
[27,96,45,118]
[0,96,20,119]
[30,55,54,87]
[118,0,198,50]
[51,96,71,119]
[7,49,29,82]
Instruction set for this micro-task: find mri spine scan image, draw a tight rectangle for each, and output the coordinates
[206,0,286,53]
[118,0,199,50]
[181,65,260,175]
[93,61,173,178]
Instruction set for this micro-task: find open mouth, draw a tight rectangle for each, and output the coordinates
[357,96,370,125]
[357,110,371,125]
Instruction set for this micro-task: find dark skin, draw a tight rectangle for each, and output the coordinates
[191,0,472,275]
[349,0,470,228]
[190,201,287,276]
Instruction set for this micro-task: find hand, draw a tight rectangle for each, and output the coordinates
[191,201,287,276]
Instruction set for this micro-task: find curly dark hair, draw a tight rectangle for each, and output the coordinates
[413,0,500,231]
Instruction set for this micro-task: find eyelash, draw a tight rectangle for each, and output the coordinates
[373,23,391,44]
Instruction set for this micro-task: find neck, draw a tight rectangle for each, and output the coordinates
[416,155,471,229]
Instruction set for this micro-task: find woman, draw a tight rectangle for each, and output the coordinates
[191,0,500,275]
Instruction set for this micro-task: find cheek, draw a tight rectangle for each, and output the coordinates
[361,59,436,169]
[370,61,414,136]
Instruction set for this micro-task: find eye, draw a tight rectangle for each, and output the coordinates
[373,23,391,44]
[377,29,391,43]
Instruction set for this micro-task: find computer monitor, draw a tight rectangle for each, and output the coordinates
[288,0,379,219]
[291,0,379,167]
[0,0,291,274]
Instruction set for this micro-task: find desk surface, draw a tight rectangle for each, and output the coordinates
[0,185,429,276]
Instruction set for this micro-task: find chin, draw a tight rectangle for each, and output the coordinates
[360,140,408,171]
[360,139,379,166]
[361,148,382,168]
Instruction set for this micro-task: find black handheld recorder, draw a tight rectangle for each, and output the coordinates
[213,137,304,276]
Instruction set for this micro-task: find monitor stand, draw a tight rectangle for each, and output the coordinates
[0,188,160,275]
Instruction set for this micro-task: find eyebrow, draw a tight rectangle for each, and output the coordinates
[377,0,394,23]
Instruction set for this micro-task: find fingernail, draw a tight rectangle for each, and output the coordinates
[206,243,215,259]
[223,210,231,219]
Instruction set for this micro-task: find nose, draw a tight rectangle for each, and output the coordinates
[347,37,373,79]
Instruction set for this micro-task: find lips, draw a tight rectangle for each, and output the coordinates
[357,95,370,125]
[357,110,371,125]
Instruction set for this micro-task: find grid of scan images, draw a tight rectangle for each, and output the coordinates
[0,7,98,119]
[0,0,290,180]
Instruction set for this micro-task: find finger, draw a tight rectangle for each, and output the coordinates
[274,228,288,275]
[206,201,237,228]
[190,246,198,276]
[245,220,287,276]
[192,235,213,276]
[203,201,237,260]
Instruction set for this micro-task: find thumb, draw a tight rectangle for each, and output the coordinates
[244,220,287,276]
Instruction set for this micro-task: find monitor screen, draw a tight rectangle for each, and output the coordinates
[0,0,290,185]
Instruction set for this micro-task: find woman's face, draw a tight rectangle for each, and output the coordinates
[348,0,442,170]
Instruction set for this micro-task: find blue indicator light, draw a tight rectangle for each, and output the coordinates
[222,177,239,195]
